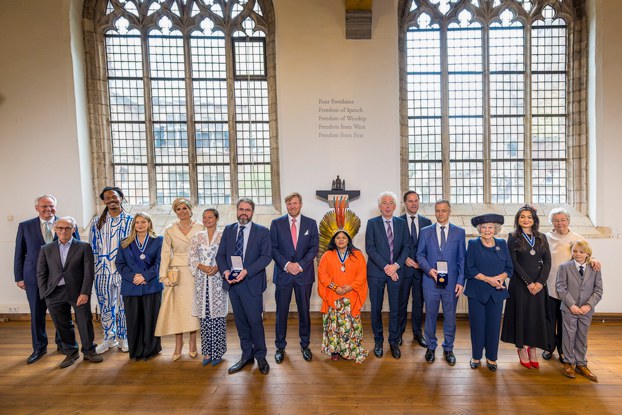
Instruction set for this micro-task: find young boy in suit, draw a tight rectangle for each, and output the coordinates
[556,240,603,381]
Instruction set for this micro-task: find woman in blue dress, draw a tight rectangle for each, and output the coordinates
[465,214,513,371]
[116,212,164,361]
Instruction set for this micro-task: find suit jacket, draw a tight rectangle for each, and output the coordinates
[270,214,319,286]
[365,216,410,279]
[556,260,603,313]
[400,213,432,279]
[115,235,164,296]
[416,223,466,291]
[37,239,94,300]
[216,222,272,297]
[14,216,80,285]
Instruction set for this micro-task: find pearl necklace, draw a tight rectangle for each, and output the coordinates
[177,220,195,230]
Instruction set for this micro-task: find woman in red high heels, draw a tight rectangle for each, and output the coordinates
[500,205,551,369]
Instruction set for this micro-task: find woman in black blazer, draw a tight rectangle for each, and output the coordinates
[116,212,164,361]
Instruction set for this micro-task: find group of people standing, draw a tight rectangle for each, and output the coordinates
[13,188,603,381]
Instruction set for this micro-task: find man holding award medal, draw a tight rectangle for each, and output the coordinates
[416,200,466,366]
[216,198,272,375]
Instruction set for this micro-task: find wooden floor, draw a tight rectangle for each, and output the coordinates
[1,318,621,415]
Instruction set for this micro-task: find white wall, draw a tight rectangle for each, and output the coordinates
[1,0,622,313]
[0,0,93,311]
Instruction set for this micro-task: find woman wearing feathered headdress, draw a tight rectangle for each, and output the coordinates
[317,198,368,363]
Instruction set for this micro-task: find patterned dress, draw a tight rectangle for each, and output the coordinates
[189,229,228,359]
[318,249,368,363]
[90,211,133,344]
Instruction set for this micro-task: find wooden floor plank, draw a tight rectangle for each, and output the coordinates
[0,319,620,414]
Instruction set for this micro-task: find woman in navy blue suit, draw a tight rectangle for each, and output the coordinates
[465,214,513,371]
[116,212,164,361]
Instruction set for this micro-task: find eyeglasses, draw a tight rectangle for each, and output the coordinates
[552,219,569,224]
[55,227,74,232]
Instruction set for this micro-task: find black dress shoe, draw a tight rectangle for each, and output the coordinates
[56,345,62,353]
[60,351,80,369]
[559,353,567,364]
[444,351,456,366]
[257,358,270,374]
[414,333,427,348]
[83,353,103,363]
[275,348,285,364]
[425,348,435,363]
[397,335,403,347]
[390,344,401,359]
[542,350,552,360]
[228,358,253,374]
[27,349,47,364]
[469,359,481,369]
[374,342,383,358]
[301,347,313,361]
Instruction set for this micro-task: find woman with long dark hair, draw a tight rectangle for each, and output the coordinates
[501,205,551,369]
[317,230,368,363]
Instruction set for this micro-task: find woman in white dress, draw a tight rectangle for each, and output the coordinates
[189,208,228,367]
[155,197,203,361]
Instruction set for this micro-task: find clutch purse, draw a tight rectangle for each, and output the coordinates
[167,268,180,286]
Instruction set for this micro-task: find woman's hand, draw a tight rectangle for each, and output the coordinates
[133,273,146,285]
[527,282,536,295]
[206,265,219,276]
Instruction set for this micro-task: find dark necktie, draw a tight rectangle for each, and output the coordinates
[440,225,446,251]
[386,220,394,263]
[410,216,418,244]
[579,265,584,278]
[235,225,245,260]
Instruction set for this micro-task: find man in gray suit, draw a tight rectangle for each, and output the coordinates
[556,241,603,382]
[37,216,103,368]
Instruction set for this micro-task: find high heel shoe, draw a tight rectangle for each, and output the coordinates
[189,342,198,358]
[211,358,222,367]
[202,356,212,366]
[527,347,539,369]
[517,349,532,369]
[486,359,498,372]
[173,342,183,362]
[469,359,481,369]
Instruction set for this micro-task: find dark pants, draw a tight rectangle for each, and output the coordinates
[229,280,267,360]
[25,281,62,352]
[368,275,400,345]
[123,292,162,360]
[275,282,312,350]
[468,297,504,361]
[398,274,424,337]
[45,285,96,355]
[546,296,563,354]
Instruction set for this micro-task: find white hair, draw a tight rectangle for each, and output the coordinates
[34,194,57,205]
[377,191,398,206]
[549,207,570,224]
[476,223,502,235]
[55,216,77,228]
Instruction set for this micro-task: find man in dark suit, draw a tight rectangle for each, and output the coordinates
[416,200,465,366]
[37,217,102,368]
[365,191,410,359]
[216,198,272,375]
[270,192,319,364]
[13,195,79,364]
[398,191,432,348]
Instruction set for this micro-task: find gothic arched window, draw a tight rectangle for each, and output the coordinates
[399,0,586,207]
[84,0,278,206]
